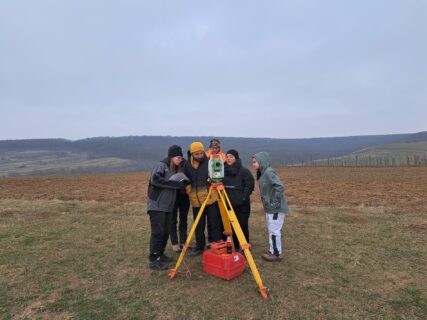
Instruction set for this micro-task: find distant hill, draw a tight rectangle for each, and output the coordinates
[353,141,427,157]
[0,131,426,176]
[312,141,427,167]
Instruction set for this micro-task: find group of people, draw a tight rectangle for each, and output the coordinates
[146,138,289,271]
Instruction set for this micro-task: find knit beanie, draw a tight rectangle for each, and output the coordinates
[190,142,204,154]
[226,149,239,160]
[168,145,183,158]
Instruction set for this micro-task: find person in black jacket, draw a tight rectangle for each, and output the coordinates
[169,158,190,252]
[222,149,255,251]
[147,145,186,270]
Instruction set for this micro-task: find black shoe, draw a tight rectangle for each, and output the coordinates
[149,260,168,270]
[189,249,204,256]
[159,254,173,262]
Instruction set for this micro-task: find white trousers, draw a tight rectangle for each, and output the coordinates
[265,212,285,255]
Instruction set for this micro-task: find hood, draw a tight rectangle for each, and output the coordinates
[253,152,271,174]
[161,158,170,166]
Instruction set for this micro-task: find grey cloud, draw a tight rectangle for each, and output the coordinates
[0,0,426,139]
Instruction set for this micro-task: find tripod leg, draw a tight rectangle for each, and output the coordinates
[168,189,212,279]
[218,189,269,300]
[217,195,233,245]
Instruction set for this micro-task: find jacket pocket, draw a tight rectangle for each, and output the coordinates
[148,184,161,201]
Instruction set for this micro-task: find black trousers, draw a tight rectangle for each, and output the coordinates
[232,204,250,250]
[148,211,172,262]
[192,202,223,251]
[170,194,190,245]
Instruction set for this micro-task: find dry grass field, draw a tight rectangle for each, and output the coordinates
[1,167,426,319]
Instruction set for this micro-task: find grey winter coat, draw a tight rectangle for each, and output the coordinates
[147,159,185,213]
[253,152,289,214]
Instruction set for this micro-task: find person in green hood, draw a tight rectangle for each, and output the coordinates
[252,152,289,262]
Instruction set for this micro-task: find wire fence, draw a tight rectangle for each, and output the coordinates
[282,154,427,167]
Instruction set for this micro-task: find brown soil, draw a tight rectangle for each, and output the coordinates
[408,222,427,233]
[0,167,426,211]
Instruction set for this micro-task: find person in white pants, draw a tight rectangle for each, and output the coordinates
[252,152,289,262]
[265,212,286,258]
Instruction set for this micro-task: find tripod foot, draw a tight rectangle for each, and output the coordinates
[168,268,177,279]
[259,286,269,300]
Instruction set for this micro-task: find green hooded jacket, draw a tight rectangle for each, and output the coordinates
[253,152,288,214]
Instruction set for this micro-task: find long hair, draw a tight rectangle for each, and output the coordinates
[169,158,185,174]
[169,159,178,174]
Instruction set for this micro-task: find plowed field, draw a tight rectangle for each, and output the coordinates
[0,167,426,210]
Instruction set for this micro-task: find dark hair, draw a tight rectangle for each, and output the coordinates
[209,138,220,148]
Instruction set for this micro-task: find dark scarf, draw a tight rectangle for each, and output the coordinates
[225,159,242,176]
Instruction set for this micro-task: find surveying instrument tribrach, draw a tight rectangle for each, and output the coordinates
[168,154,269,300]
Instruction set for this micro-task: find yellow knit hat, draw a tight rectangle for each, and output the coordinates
[190,142,204,154]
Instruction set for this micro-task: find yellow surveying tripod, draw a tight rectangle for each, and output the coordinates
[168,182,268,300]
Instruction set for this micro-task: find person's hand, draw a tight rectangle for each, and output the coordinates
[207,178,212,184]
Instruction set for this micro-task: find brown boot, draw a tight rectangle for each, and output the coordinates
[262,252,283,262]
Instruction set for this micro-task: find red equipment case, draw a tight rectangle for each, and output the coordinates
[202,250,246,280]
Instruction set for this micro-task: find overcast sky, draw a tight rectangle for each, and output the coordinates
[0,0,426,140]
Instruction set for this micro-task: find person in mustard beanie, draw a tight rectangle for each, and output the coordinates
[184,141,223,256]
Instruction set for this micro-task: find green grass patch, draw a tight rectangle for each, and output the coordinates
[0,200,426,319]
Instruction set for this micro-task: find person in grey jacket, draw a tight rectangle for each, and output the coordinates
[147,145,186,270]
[252,152,289,262]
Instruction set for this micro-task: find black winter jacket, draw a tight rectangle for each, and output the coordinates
[222,159,255,209]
